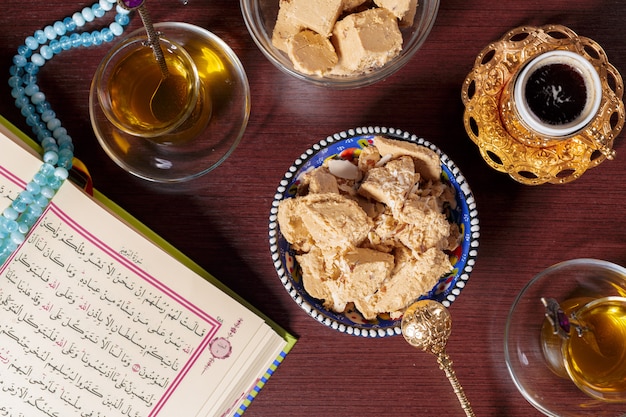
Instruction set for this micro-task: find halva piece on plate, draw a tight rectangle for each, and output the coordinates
[272,0,414,76]
[372,135,441,181]
[277,136,460,320]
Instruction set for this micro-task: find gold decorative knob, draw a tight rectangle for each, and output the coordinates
[402,300,476,417]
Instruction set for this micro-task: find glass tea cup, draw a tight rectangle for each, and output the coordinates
[540,294,626,402]
[505,258,626,416]
[93,34,211,144]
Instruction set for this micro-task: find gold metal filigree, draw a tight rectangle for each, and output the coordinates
[461,25,625,185]
[402,300,475,417]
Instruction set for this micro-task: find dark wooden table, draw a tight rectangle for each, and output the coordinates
[2,1,625,416]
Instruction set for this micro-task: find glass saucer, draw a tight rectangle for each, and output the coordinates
[89,22,250,182]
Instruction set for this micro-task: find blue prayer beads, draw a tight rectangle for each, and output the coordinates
[0,0,132,265]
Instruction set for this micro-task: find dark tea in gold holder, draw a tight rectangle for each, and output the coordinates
[462,25,625,185]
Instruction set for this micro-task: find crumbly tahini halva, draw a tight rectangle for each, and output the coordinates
[277,136,460,320]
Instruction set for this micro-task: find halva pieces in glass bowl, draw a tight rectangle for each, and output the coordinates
[268,127,479,337]
[241,0,440,88]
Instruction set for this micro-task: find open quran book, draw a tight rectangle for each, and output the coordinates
[0,116,296,417]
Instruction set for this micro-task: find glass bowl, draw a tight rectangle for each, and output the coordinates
[268,126,480,337]
[504,258,626,416]
[90,22,250,182]
[240,0,440,89]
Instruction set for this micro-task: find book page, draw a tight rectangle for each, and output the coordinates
[0,127,288,417]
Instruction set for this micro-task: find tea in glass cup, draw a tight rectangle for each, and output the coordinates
[541,295,626,402]
[90,22,250,183]
[93,35,211,144]
[505,258,626,416]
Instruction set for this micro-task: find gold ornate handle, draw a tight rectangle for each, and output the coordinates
[437,351,476,417]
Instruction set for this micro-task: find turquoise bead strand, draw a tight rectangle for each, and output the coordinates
[2,0,133,265]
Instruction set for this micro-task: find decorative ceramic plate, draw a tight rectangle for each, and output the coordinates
[268,126,479,337]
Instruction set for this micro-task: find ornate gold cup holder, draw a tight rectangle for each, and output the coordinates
[462,25,625,185]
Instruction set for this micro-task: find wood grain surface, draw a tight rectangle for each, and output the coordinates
[1,1,625,416]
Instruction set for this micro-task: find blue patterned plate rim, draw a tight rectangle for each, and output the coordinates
[268,126,480,338]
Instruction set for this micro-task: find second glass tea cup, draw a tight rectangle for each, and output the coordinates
[505,258,626,416]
